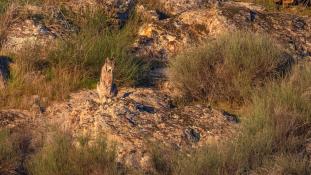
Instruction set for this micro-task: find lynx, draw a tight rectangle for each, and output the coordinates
[97,58,118,103]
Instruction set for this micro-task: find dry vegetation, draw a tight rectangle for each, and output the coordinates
[27,132,121,175]
[0,0,148,109]
[0,130,20,175]
[0,129,124,175]
[169,32,291,104]
[153,64,311,175]
[1,0,311,175]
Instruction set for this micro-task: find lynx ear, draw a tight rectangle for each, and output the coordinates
[110,57,115,64]
[105,57,111,64]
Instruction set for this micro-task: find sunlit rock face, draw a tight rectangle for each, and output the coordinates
[159,0,209,15]
[133,1,310,62]
[47,88,237,171]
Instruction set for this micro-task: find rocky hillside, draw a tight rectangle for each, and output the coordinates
[0,0,310,174]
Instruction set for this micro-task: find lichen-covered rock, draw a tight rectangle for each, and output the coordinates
[47,88,237,171]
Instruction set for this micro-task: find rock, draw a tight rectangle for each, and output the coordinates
[136,103,155,114]
[158,0,209,15]
[134,1,311,62]
[47,88,237,171]
[0,110,29,128]
[0,56,11,90]
[97,58,118,104]
[184,127,201,143]
[222,111,239,123]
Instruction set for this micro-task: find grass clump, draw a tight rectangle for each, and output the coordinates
[0,128,31,175]
[0,129,20,175]
[27,132,121,175]
[169,31,290,104]
[158,64,311,175]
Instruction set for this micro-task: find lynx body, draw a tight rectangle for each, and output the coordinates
[97,58,117,103]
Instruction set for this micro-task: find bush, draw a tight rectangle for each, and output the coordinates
[168,31,290,104]
[160,64,311,175]
[27,132,121,175]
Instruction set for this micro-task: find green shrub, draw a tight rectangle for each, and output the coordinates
[168,31,290,104]
[27,132,120,175]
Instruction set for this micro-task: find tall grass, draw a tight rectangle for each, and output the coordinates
[27,132,121,175]
[0,129,123,175]
[0,129,20,175]
[169,31,291,104]
[156,64,311,175]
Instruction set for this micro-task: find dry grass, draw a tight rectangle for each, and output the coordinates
[0,128,123,175]
[0,128,33,175]
[27,132,121,175]
[154,63,311,175]
[0,129,20,175]
[169,31,291,105]
[0,4,147,110]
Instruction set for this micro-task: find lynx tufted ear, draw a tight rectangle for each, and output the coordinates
[111,57,115,68]
[105,57,111,64]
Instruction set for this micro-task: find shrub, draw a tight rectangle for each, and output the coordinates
[27,132,121,175]
[160,64,311,175]
[168,31,290,104]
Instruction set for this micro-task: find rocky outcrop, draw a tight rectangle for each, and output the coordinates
[134,2,311,61]
[159,0,209,15]
[0,0,135,52]
[1,4,78,52]
[47,88,237,170]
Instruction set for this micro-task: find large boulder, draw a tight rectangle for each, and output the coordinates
[47,88,237,171]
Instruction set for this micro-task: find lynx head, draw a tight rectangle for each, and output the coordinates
[103,57,115,73]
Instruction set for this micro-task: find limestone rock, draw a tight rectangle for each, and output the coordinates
[159,0,209,15]
[47,88,237,171]
[134,2,311,61]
